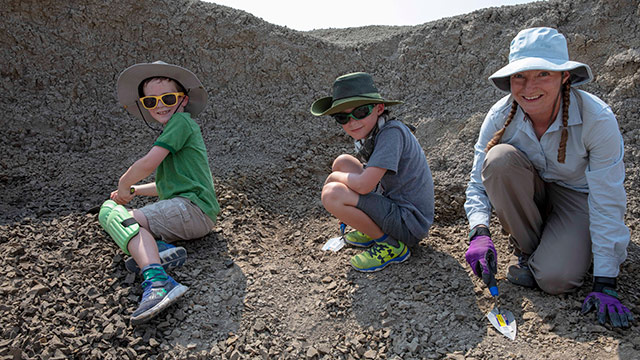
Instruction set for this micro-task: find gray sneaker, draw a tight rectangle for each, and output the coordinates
[125,241,187,274]
[506,254,537,288]
[130,274,188,325]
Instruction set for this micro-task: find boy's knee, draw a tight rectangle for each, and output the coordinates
[332,154,359,172]
[132,209,150,230]
[321,182,343,207]
[98,200,140,255]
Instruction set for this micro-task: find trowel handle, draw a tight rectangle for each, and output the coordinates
[339,223,346,235]
[482,271,499,297]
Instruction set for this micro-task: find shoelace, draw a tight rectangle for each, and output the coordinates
[366,243,390,257]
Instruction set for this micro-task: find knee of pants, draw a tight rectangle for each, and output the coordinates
[482,144,526,176]
[534,268,582,295]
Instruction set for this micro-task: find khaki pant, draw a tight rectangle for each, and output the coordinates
[140,197,214,242]
[482,144,591,294]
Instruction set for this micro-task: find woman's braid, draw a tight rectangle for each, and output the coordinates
[557,80,571,163]
[485,101,518,153]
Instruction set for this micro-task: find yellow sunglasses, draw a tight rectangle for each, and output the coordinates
[139,92,185,110]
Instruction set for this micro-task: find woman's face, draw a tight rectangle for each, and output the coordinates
[510,70,569,123]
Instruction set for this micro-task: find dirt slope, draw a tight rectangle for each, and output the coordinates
[1,0,639,358]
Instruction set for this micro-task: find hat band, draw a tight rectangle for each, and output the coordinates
[332,92,383,104]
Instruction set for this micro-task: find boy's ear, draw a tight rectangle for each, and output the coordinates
[181,95,189,109]
[375,103,385,114]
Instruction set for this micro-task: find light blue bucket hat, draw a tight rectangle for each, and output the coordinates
[489,27,593,92]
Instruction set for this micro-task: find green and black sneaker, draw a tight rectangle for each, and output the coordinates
[343,230,375,247]
[350,240,410,272]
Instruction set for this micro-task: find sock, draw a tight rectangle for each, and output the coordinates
[141,263,168,282]
[375,234,399,247]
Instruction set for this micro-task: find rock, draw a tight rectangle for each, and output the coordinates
[364,349,377,359]
[28,284,48,296]
[306,346,319,358]
[253,319,267,332]
[316,344,332,355]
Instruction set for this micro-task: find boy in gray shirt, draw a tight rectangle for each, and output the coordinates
[311,72,434,272]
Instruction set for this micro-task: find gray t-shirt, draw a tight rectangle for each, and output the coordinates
[366,120,435,239]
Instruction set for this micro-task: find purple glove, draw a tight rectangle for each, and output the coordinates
[465,234,497,278]
[581,291,634,328]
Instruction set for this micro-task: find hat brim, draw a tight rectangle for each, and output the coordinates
[488,57,593,92]
[117,62,207,122]
[310,96,403,116]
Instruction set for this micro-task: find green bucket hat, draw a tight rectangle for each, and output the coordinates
[310,72,403,116]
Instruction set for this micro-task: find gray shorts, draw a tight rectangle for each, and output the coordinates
[140,197,214,242]
[356,192,420,247]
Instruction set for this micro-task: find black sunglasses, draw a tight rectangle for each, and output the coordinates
[331,104,375,125]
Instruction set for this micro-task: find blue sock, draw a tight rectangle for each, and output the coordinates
[376,234,399,247]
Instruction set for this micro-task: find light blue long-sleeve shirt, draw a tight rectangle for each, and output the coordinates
[464,89,629,278]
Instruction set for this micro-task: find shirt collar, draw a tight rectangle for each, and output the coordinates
[546,90,583,132]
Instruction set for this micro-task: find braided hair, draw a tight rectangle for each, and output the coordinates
[485,101,518,153]
[556,80,571,163]
[485,79,572,163]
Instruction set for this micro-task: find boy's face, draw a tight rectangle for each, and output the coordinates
[142,79,188,125]
[339,103,384,140]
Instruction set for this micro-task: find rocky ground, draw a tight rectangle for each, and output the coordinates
[1,0,639,359]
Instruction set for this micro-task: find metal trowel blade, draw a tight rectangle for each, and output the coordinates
[487,307,517,340]
[321,236,345,252]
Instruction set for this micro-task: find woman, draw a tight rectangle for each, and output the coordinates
[463,27,633,328]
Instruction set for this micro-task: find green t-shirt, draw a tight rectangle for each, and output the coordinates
[153,112,219,222]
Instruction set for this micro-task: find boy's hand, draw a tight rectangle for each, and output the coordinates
[110,187,135,205]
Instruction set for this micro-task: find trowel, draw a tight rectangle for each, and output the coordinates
[483,271,517,340]
[321,223,346,252]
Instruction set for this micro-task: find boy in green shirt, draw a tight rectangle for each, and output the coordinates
[99,61,219,324]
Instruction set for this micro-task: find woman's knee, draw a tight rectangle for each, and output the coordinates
[482,144,534,186]
[534,268,584,295]
[483,144,523,171]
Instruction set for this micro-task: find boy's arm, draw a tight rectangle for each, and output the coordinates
[327,166,386,195]
[112,146,169,204]
[131,182,158,197]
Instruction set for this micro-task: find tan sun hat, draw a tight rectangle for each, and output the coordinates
[117,61,207,122]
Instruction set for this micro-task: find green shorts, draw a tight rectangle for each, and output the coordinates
[140,197,214,242]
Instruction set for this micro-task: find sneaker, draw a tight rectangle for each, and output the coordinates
[125,241,187,274]
[130,275,188,325]
[344,230,375,247]
[350,240,410,272]
[506,254,537,288]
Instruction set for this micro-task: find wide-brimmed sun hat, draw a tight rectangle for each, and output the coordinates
[310,72,403,116]
[117,61,207,121]
[488,27,593,92]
